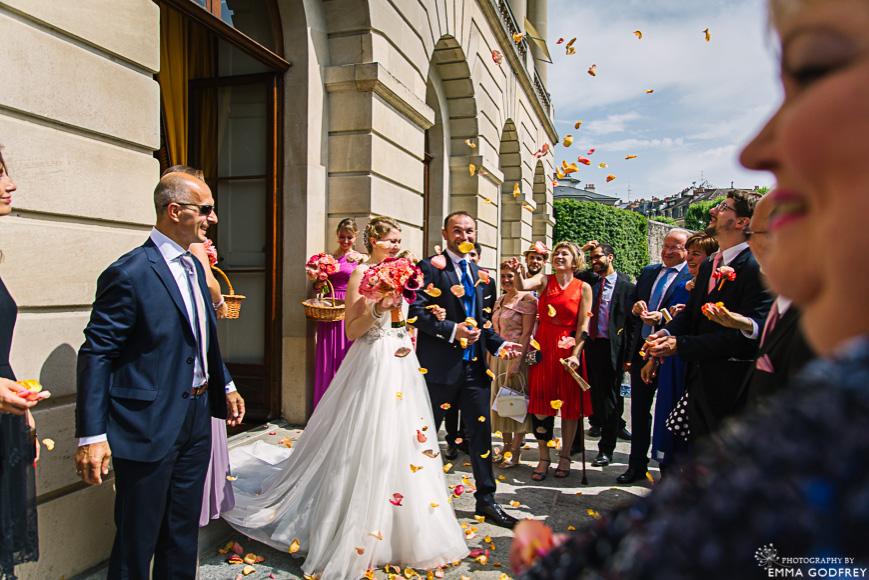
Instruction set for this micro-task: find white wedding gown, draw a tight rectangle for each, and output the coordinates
[223,304,469,579]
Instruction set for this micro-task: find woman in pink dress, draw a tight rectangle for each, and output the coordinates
[313,218,363,408]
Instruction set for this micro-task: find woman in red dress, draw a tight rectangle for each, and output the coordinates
[509,242,592,482]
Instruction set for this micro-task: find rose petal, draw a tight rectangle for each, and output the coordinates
[424,284,442,297]
[451,284,466,297]
[465,139,476,148]
[417,430,428,443]
[41,438,55,451]
[469,164,475,177]
[530,337,541,350]
[626,154,637,159]
[443,462,453,473]
[369,530,383,540]
[548,304,557,317]
[440,403,451,410]
[422,449,440,458]
[513,183,521,197]
[395,347,412,358]
[492,50,503,64]
[587,64,597,76]
[458,241,475,254]
[550,400,563,410]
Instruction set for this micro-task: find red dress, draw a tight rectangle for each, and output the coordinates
[528,275,592,420]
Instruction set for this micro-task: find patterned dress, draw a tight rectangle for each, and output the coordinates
[0,278,38,579]
[527,275,592,420]
[489,292,537,433]
[313,254,358,409]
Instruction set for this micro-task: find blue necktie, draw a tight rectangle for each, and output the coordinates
[642,267,676,338]
[459,259,476,361]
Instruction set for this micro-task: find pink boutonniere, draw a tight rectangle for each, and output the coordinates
[711,265,736,291]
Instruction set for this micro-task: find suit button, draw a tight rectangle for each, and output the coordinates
[181,391,189,399]
[186,357,194,364]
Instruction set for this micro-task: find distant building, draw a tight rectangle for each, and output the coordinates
[554,175,621,206]
[623,182,764,226]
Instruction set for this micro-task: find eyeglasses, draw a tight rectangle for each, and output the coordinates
[713,202,736,213]
[744,228,768,239]
[164,202,214,216]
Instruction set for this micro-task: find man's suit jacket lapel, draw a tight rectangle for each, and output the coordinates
[640,264,663,301]
[660,267,692,307]
[707,247,751,301]
[144,241,195,339]
[758,306,800,357]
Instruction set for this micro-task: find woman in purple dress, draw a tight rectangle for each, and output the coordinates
[313,218,363,409]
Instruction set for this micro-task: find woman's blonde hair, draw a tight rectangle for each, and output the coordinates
[397,249,419,265]
[552,241,586,275]
[363,216,401,253]
[337,217,358,235]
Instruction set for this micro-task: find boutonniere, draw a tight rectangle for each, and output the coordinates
[711,265,736,291]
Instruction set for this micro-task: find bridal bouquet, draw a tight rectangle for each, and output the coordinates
[359,257,423,327]
[305,253,339,282]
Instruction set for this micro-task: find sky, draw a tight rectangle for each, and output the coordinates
[545,0,782,202]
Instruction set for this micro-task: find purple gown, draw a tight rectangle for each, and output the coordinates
[314,254,357,409]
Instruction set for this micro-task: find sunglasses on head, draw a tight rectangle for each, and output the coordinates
[164,202,214,216]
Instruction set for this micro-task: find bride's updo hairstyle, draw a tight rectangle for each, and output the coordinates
[363,216,401,253]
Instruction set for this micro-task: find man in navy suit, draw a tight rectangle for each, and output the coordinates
[409,211,521,528]
[648,191,772,450]
[618,229,693,483]
[74,173,240,579]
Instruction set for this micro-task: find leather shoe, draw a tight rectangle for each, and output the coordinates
[616,467,646,484]
[587,426,601,438]
[475,502,518,529]
[591,452,611,467]
[444,442,458,460]
[618,427,632,441]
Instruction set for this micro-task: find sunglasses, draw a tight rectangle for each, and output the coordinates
[164,202,214,216]
[744,228,768,239]
[713,202,736,213]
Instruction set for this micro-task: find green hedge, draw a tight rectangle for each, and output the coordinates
[684,196,725,232]
[553,199,649,279]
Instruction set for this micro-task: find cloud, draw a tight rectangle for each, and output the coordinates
[594,137,684,151]
[583,112,642,135]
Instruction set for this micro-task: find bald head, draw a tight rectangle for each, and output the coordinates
[748,194,774,270]
[154,172,205,216]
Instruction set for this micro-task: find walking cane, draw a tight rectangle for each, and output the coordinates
[560,358,590,484]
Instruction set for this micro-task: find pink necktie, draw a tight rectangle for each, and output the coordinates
[706,252,723,295]
[759,301,780,347]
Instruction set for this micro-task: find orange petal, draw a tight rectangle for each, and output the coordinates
[481,450,490,458]
[443,462,453,473]
[510,500,520,507]
[465,317,478,327]
[410,464,423,473]
[469,163,476,177]
[483,320,493,329]
[492,50,503,64]
[547,439,558,448]
[424,283,442,297]
[548,304,557,317]
[422,449,440,458]
[405,568,418,579]
[587,64,597,76]
[513,182,521,197]
[242,565,256,576]
[431,255,447,269]
[634,30,643,39]
[566,37,577,48]
[451,284,466,298]
[606,174,616,182]
[407,316,418,324]
[226,475,238,481]
[419,368,428,374]
[646,471,655,485]
[625,154,637,159]
[598,163,608,169]
[646,89,654,94]
[465,139,476,148]
[459,337,468,348]
[243,553,257,565]
[396,392,403,399]
[523,204,534,212]
[431,502,439,508]
[704,28,711,42]
[486,370,495,379]
[588,509,602,520]
[483,197,494,205]
[568,525,576,531]
[440,402,451,410]
[556,168,565,179]
[289,539,301,553]
[562,135,574,148]
[395,347,411,358]
[473,554,489,565]
[512,32,524,42]
[566,45,576,55]
[475,515,486,523]
[575,121,583,129]
[458,241,475,254]
[369,530,383,540]
[550,399,563,410]
[530,337,541,350]
[41,438,55,451]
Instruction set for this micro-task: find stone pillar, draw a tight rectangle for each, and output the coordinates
[528,0,548,86]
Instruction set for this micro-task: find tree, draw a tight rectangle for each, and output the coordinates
[650,216,678,226]
[553,200,649,279]
[684,196,725,232]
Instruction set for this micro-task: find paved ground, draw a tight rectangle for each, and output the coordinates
[75,398,657,580]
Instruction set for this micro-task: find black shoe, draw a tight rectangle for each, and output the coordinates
[616,467,647,484]
[587,426,601,438]
[592,452,611,467]
[475,502,518,529]
[456,440,470,454]
[618,427,632,441]
[444,442,458,460]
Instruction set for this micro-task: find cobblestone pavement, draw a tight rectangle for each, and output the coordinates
[75,399,657,580]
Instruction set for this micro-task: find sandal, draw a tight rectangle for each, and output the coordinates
[554,454,572,479]
[499,449,522,469]
[531,459,551,482]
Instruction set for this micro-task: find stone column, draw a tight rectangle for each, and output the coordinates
[528,0,548,86]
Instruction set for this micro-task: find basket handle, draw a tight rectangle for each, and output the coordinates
[211,266,234,295]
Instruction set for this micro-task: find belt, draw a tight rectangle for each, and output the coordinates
[190,382,208,397]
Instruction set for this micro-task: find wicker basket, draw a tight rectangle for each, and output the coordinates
[211,266,246,320]
[302,279,346,322]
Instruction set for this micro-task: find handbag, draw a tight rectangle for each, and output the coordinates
[665,390,691,441]
[494,386,528,418]
[525,349,542,366]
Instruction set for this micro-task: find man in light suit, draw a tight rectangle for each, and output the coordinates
[619,229,693,483]
[409,211,521,528]
[75,173,242,579]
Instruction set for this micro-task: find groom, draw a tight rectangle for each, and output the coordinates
[410,211,521,529]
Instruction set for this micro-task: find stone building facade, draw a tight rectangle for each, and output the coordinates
[2,0,556,576]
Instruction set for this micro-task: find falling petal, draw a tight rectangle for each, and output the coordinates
[530,337,541,350]
[289,539,301,553]
[566,37,577,48]
[556,168,565,179]
[575,121,583,129]
[451,285,465,298]
[475,515,486,523]
[481,450,490,458]
[42,438,55,451]
[369,530,383,540]
[431,255,447,269]
[483,320,493,329]
[646,89,654,94]
[556,38,564,44]
[410,464,424,473]
[646,472,655,485]
[510,500,520,508]
[587,64,597,76]
[419,368,428,374]
[562,135,574,148]
[389,492,404,506]
[565,46,576,55]
[606,174,616,182]
[424,284,442,297]
[587,148,595,155]
[478,270,491,284]
[226,475,238,481]
[625,154,637,159]
[492,50,503,64]
[483,197,494,205]
[465,139,476,148]
[548,304,557,317]
[407,316,418,324]
[431,502,440,508]
[417,430,428,443]
[458,241,475,253]
[242,565,256,576]
[465,317,478,327]
[598,163,608,169]
[704,28,711,42]
[588,509,602,520]
[558,336,576,349]
[486,369,495,379]
[440,402,451,410]
[546,439,558,448]
[633,30,642,39]
[513,182,521,197]
[523,204,534,212]
[443,463,453,473]
[395,347,412,358]
[577,155,591,166]
[469,164,475,177]
[568,525,576,531]
[396,392,403,399]
[550,399,563,410]
[512,32,524,42]
[434,244,442,254]
[422,449,440,458]
[375,240,391,249]
[552,179,558,187]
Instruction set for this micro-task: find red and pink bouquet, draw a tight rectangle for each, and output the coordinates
[305,253,338,282]
[359,257,423,307]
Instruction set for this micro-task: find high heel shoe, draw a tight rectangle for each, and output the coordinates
[499,449,522,469]
[531,458,550,482]
[554,454,572,478]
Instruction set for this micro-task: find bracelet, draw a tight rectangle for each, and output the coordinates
[213,297,225,310]
[371,304,385,319]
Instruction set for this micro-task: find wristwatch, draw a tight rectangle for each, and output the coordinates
[580,330,589,342]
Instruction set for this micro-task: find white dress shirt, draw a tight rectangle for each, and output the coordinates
[79,228,234,447]
[596,271,619,339]
[649,260,687,308]
[741,296,792,340]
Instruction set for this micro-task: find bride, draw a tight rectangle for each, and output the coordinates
[223,216,469,579]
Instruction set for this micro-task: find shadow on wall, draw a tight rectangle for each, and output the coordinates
[39,343,77,395]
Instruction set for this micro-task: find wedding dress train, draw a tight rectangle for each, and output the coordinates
[223,306,469,579]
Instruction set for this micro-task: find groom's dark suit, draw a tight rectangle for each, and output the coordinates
[76,234,229,579]
[410,250,504,506]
